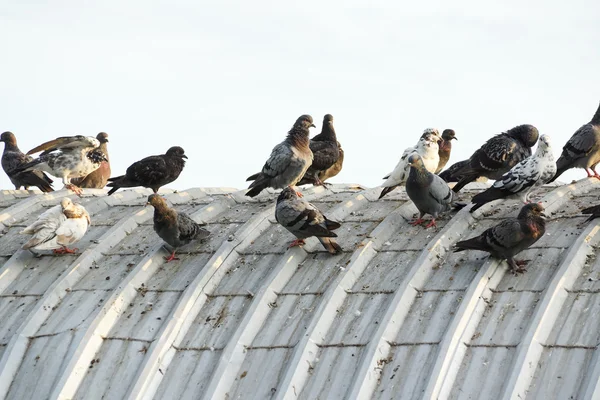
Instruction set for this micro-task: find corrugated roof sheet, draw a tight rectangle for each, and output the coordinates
[0,180,599,399]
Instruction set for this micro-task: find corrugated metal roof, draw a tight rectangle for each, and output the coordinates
[0,180,599,399]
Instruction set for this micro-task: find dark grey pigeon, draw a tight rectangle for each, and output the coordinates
[435,129,457,174]
[246,114,315,197]
[107,146,187,195]
[297,114,341,186]
[450,124,539,193]
[147,194,210,262]
[406,153,455,228]
[549,101,600,182]
[1,131,54,192]
[13,135,107,196]
[453,203,547,274]
[275,187,342,254]
[439,159,469,183]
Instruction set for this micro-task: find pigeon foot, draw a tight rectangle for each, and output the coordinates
[424,219,437,228]
[410,218,425,226]
[288,239,306,248]
[53,247,77,254]
[65,183,84,196]
[164,251,180,263]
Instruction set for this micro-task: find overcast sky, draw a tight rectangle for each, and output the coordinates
[1,0,599,192]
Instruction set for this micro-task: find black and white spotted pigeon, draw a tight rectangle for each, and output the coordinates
[13,135,107,196]
[297,114,342,186]
[147,194,210,262]
[436,129,458,174]
[470,134,556,212]
[275,187,342,254]
[550,101,600,182]
[246,115,315,197]
[107,146,187,195]
[453,203,547,274]
[1,131,54,192]
[448,124,539,193]
[72,132,111,189]
[406,153,455,228]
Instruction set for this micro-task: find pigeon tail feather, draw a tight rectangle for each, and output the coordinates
[378,186,397,199]
[318,237,342,254]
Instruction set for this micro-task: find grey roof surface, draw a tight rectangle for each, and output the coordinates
[0,180,599,399]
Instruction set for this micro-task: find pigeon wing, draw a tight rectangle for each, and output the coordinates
[27,135,98,155]
[309,140,339,170]
[177,212,210,242]
[559,125,600,163]
[126,155,170,186]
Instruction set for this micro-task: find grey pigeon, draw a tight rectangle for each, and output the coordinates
[13,135,108,196]
[246,114,315,197]
[275,187,342,254]
[435,129,458,174]
[453,203,547,274]
[470,134,556,212]
[406,153,455,228]
[297,114,341,186]
[107,146,187,195]
[1,131,54,192]
[449,124,539,193]
[147,194,210,262]
[71,132,111,189]
[549,101,600,182]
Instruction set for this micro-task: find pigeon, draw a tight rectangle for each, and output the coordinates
[405,153,455,228]
[581,204,600,223]
[549,101,600,182]
[246,114,315,197]
[449,124,539,193]
[435,129,458,174]
[106,146,187,195]
[21,197,91,254]
[0,131,54,192]
[470,134,556,212]
[317,142,344,183]
[453,203,547,274]
[379,129,440,199]
[439,159,469,183]
[275,186,342,254]
[71,132,111,189]
[297,114,341,186]
[13,135,108,196]
[146,194,210,262]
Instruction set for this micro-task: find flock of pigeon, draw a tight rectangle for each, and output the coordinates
[2,102,600,273]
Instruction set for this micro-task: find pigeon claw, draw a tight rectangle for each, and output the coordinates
[288,239,306,248]
[515,259,530,267]
[53,247,77,254]
[410,218,425,226]
[424,219,437,229]
[65,183,84,197]
[164,251,180,263]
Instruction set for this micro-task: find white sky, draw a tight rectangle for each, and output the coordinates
[1,0,599,192]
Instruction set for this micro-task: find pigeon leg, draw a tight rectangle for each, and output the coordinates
[53,246,77,254]
[591,166,600,180]
[164,250,180,263]
[409,218,426,226]
[507,258,528,275]
[424,219,437,229]
[65,183,84,197]
[586,169,594,178]
[288,239,306,248]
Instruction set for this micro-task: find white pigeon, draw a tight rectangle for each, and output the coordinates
[21,198,91,254]
[379,128,440,199]
[13,135,108,196]
[470,134,556,212]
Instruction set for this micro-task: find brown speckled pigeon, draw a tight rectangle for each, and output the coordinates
[246,114,315,197]
[453,203,547,274]
[107,146,187,195]
[550,101,600,182]
[1,131,54,192]
[147,194,210,262]
[275,187,342,254]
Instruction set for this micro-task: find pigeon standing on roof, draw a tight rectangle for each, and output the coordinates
[275,187,342,254]
[406,153,456,228]
[146,194,210,262]
[13,135,108,196]
[379,129,440,199]
[297,114,341,186]
[470,134,556,212]
[106,146,187,195]
[453,203,547,274]
[448,124,539,193]
[1,131,54,192]
[21,198,91,254]
[71,132,111,189]
[549,101,600,182]
[246,114,315,197]
[435,129,458,174]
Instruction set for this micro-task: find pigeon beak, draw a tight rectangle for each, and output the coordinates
[452,137,458,141]
[182,155,188,159]
[541,212,548,218]
[310,123,316,128]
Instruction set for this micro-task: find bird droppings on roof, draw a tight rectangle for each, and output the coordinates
[1,180,600,399]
